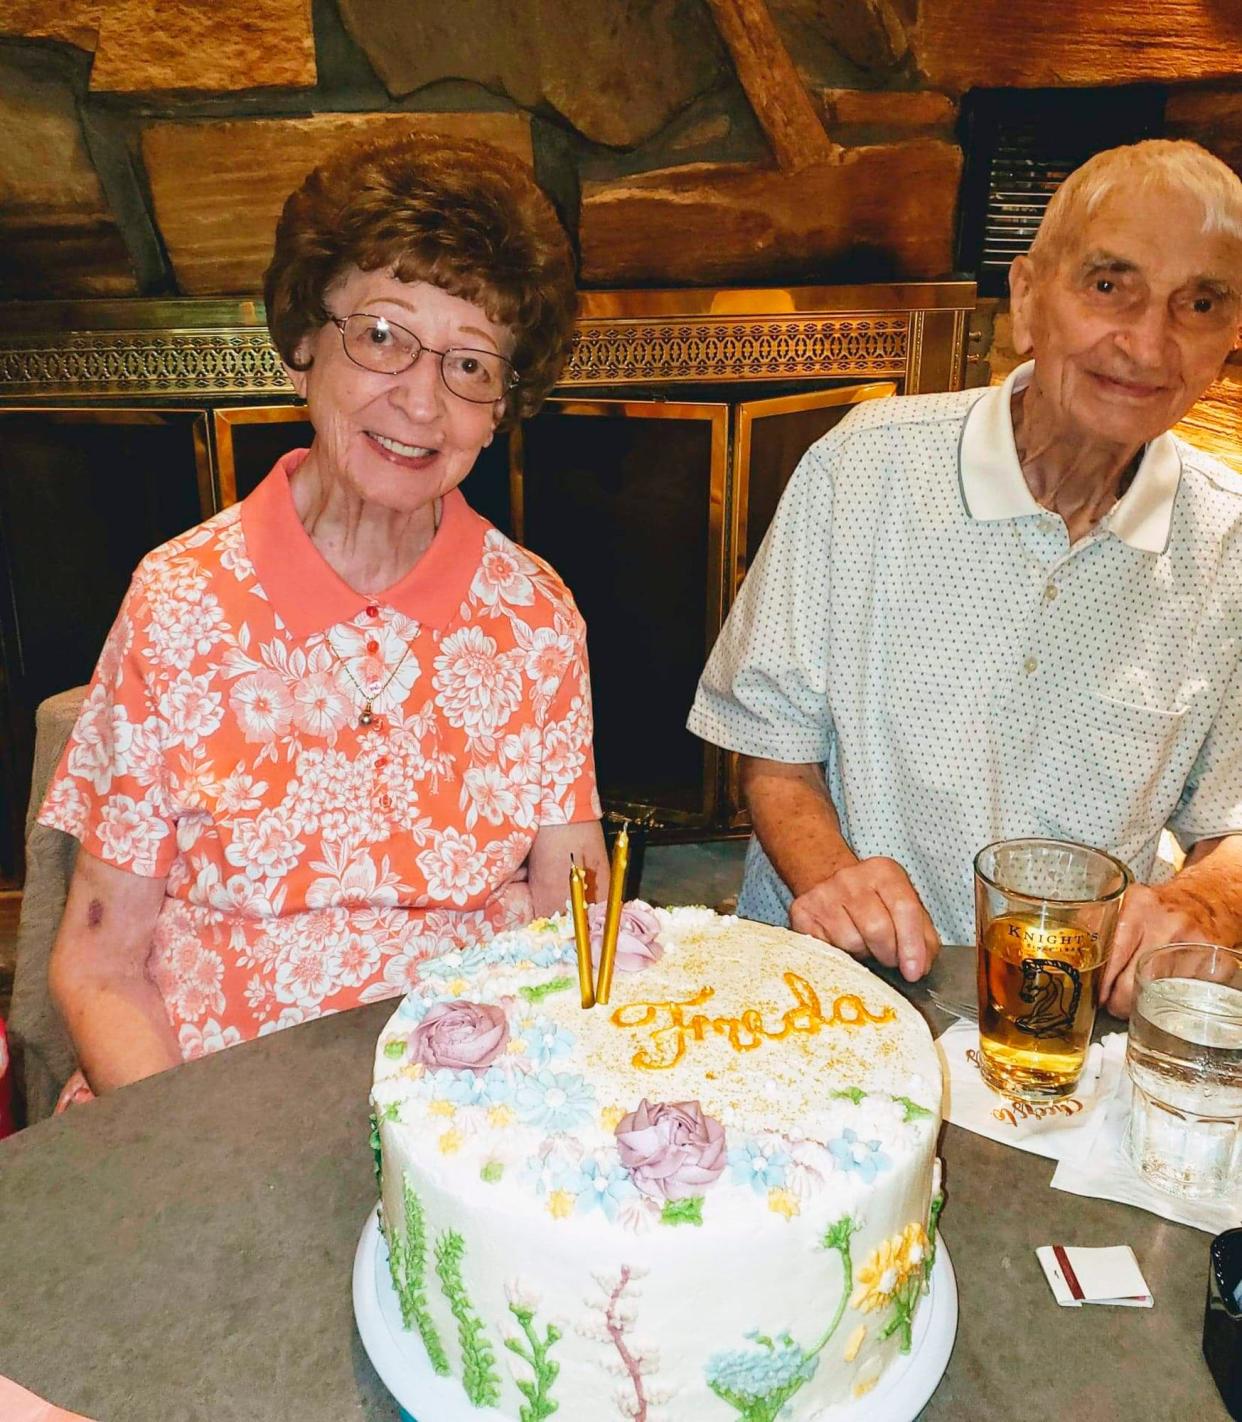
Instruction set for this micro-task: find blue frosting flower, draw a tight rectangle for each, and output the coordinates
[827,1127,892,1183]
[705,1332,818,1404]
[396,995,433,1025]
[425,1065,513,1108]
[513,1069,596,1131]
[525,1016,575,1068]
[567,1157,640,1221]
[728,1140,791,1193]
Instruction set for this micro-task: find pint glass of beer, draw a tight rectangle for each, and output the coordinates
[974,838,1130,1100]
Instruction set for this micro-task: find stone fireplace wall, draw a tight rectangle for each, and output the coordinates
[0,1,1233,297]
[3,0,1240,461]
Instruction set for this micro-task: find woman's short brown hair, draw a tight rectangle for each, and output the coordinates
[264,131,578,424]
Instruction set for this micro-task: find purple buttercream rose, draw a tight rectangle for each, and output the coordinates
[409,999,509,1074]
[588,899,664,974]
[614,1098,727,1201]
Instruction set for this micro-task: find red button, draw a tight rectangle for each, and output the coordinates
[375,756,389,769]
[365,604,379,618]
[379,794,392,810]
[366,639,379,655]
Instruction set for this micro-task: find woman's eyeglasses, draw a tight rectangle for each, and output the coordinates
[330,313,518,404]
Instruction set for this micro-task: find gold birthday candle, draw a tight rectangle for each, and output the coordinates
[569,859,594,1009]
[595,823,629,1005]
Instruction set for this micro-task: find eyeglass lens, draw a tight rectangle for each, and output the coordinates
[339,313,512,402]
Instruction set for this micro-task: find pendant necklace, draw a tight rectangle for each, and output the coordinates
[329,639,412,727]
[326,498,439,728]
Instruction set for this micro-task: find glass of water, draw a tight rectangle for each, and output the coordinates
[1126,943,1242,1201]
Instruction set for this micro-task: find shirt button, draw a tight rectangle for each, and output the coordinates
[375,755,389,769]
[366,639,379,654]
[1023,655,1038,674]
[379,794,392,810]
[365,604,379,618]
[1044,583,1058,601]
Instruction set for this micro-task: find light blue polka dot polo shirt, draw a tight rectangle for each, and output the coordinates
[689,361,1242,943]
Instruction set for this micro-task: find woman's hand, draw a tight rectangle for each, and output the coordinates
[525,821,610,918]
[49,849,180,1093]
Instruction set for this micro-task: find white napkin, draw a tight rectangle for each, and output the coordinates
[1050,1042,1242,1235]
[935,1020,1125,1160]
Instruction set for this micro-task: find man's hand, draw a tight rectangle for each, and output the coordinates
[789,856,940,982]
[1101,882,1216,1018]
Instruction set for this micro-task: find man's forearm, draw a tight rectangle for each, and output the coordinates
[740,756,857,897]
[1164,833,1242,942]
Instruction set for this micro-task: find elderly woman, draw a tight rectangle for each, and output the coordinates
[42,132,606,1097]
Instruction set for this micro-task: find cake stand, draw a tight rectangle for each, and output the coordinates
[354,1206,958,1422]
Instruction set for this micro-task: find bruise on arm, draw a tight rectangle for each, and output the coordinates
[86,897,104,928]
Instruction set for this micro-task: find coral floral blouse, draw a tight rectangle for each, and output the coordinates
[41,450,601,1061]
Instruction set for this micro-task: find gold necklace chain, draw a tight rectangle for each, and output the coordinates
[328,636,412,727]
[325,498,440,728]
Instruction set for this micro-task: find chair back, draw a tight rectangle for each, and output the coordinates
[9,687,86,1124]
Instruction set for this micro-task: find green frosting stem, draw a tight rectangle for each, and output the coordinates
[807,1216,855,1360]
[435,1229,502,1406]
[385,1178,450,1376]
[505,1303,561,1421]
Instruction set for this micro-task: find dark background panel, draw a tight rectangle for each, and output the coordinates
[745,402,871,566]
[0,411,208,881]
[520,408,713,819]
[225,416,314,501]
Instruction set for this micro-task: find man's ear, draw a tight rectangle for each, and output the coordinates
[1008,255,1037,356]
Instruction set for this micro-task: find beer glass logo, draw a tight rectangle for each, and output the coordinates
[1015,957,1082,1038]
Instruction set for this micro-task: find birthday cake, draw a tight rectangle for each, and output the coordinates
[370,906,944,1419]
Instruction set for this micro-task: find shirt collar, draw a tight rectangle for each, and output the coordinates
[958,360,1183,554]
[240,448,487,638]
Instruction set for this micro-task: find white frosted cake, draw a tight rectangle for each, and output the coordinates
[371,905,944,1419]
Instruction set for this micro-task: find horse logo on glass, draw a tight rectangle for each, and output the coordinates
[1015,958,1082,1038]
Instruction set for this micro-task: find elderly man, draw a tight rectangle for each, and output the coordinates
[689,139,1242,1016]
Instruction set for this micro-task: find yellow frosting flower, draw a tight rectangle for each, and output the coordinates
[427,1099,456,1118]
[547,1189,575,1220]
[843,1325,867,1363]
[506,1039,528,1055]
[599,1105,626,1132]
[851,1238,902,1313]
[898,1222,930,1274]
[767,1188,800,1219]
[438,1129,463,1155]
[851,1224,929,1312]
[448,977,470,995]
[487,1105,516,1128]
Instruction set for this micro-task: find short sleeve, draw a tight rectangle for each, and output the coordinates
[536,608,602,826]
[38,573,177,878]
[1167,651,1242,847]
[687,438,838,764]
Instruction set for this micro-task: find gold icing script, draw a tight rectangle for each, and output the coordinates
[610,971,896,1071]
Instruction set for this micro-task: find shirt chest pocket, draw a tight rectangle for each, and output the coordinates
[1041,686,1191,850]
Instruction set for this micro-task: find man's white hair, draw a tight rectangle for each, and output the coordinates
[1027,138,1242,269]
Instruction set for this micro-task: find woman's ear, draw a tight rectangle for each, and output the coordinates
[1008,255,1038,356]
[284,357,309,403]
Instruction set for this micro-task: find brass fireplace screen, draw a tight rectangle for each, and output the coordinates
[0,282,973,875]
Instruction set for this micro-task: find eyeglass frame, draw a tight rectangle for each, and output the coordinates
[328,312,520,404]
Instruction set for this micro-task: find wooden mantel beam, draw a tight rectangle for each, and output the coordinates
[705,0,839,172]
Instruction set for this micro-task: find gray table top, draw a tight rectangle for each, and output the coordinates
[0,948,1227,1422]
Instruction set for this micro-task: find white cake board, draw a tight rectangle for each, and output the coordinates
[353,1206,958,1422]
